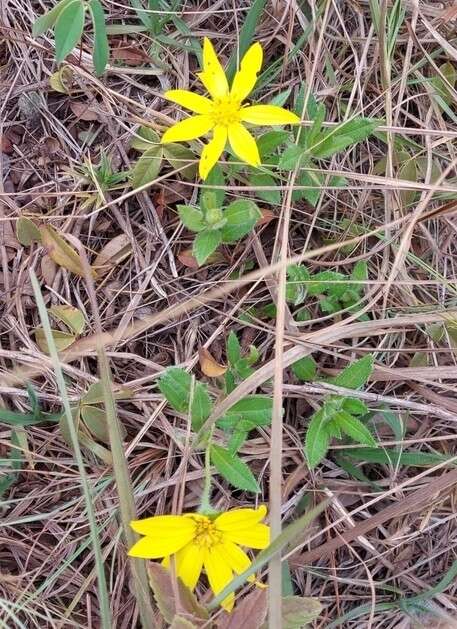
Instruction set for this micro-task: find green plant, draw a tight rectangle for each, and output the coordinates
[177,166,262,265]
[33,0,109,76]
[157,339,271,493]
[299,355,378,469]
[279,87,379,206]
[225,331,260,393]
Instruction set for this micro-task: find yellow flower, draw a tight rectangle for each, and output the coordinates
[161,38,300,179]
[129,505,270,611]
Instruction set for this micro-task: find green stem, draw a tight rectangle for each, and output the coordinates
[199,430,215,515]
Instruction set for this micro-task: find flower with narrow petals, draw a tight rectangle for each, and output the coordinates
[161,38,300,180]
[129,505,270,611]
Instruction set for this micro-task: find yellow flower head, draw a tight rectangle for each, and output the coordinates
[161,38,300,180]
[129,505,270,611]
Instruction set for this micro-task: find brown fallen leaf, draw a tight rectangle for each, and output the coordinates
[39,225,95,277]
[178,248,225,269]
[257,209,276,226]
[1,135,12,154]
[216,588,267,629]
[111,45,152,66]
[93,234,133,276]
[199,347,227,377]
[69,101,99,121]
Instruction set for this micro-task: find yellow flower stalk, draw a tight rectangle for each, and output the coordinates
[129,505,270,611]
[161,38,300,179]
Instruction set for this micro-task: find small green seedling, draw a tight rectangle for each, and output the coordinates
[33,0,109,76]
[225,331,260,393]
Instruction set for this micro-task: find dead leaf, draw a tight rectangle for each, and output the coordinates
[111,45,152,65]
[16,217,41,246]
[34,328,76,353]
[41,254,57,285]
[1,135,12,154]
[217,588,267,629]
[49,304,85,336]
[69,101,99,121]
[178,248,225,269]
[93,234,133,276]
[39,225,94,277]
[169,617,198,629]
[49,66,74,94]
[199,347,227,377]
[257,209,276,226]
[280,596,323,629]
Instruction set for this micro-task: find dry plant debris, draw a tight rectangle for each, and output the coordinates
[2,0,457,627]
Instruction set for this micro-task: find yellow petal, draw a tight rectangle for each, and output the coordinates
[228,123,260,167]
[223,523,270,549]
[199,125,227,179]
[230,42,263,102]
[176,542,204,589]
[240,105,300,126]
[161,115,213,143]
[216,506,267,531]
[198,37,229,100]
[164,89,213,114]
[130,514,196,537]
[221,540,251,574]
[128,531,193,558]
[203,546,235,612]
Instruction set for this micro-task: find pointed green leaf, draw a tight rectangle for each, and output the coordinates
[192,229,222,266]
[210,445,260,492]
[222,396,273,426]
[227,331,241,366]
[220,200,261,243]
[305,409,329,469]
[131,126,160,151]
[163,143,197,180]
[177,205,206,232]
[337,412,376,446]
[54,0,85,64]
[158,368,191,413]
[89,0,109,76]
[311,118,378,159]
[190,382,212,431]
[33,0,74,36]
[131,145,163,188]
[291,356,317,382]
[249,173,281,205]
[331,355,374,390]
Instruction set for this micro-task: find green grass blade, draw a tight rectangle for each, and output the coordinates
[225,0,268,82]
[29,271,112,629]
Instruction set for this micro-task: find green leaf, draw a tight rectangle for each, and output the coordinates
[220,200,261,243]
[177,205,206,232]
[331,355,374,390]
[310,118,378,159]
[158,367,191,413]
[257,130,290,158]
[190,382,212,431]
[81,404,110,443]
[0,431,23,499]
[88,0,109,75]
[307,270,347,297]
[227,331,241,366]
[192,230,222,266]
[227,430,248,455]
[203,164,225,207]
[210,445,260,492]
[279,144,304,170]
[49,304,85,336]
[431,62,456,108]
[282,596,323,629]
[131,126,160,151]
[305,409,329,469]
[82,380,131,405]
[222,396,273,425]
[291,168,322,206]
[131,145,163,188]
[337,412,376,446]
[351,260,368,283]
[286,264,311,305]
[16,217,41,246]
[163,143,197,180]
[55,0,85,64]
[225,0,268,82]
[341,397,368,416]
[340,447,454,467]
[33,0,74,36]
[306,102,327,147]
[249,173,281,205]
[291,356,317,382]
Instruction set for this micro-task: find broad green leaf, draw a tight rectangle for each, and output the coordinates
[34,328,75,353]
[431,62,457,107]
[307,270,347,298]
[340,447,454,467]
[337,412,376,446]
[227,430,248,454]
[341,397,368,416]
[311,118,378,159]
[257,130,290,158]
[249,173,281,205]
[190,382,212,431]
[89,0,109,76]
[306,102,327,147]
[351,260,368,283]
[218,415,271,432]
[279,144,304,170]
[82,380,132,405]
[131,126,160,151]
[331,355,374,390]
[222,396,273,425]
[282,596,323,629]
[291,168,322,206]
[16,217,41,246]
[81,405,109,443]
[210,445,260,492]
[291,356,317,382]
[49,304,85,335]
[286,264,311,305]
[192,229,222,266]
[163,144,197,180]
[203,164,225,207]
[305,409,329,469]
[55,0,85,64]
[177,205,206,232]
[158,367,191,413]
[220,200,261,243]
[32,0,74,36]
[131,145,163,188]
[227,331,241,366]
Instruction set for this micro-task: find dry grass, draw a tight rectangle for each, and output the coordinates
[2,0,457,627]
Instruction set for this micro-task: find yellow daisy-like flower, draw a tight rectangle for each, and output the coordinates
[129,505,270,611]
[161,38,300,179]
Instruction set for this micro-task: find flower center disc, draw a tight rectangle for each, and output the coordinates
[211,97,241,127]
[193,517,223,548]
